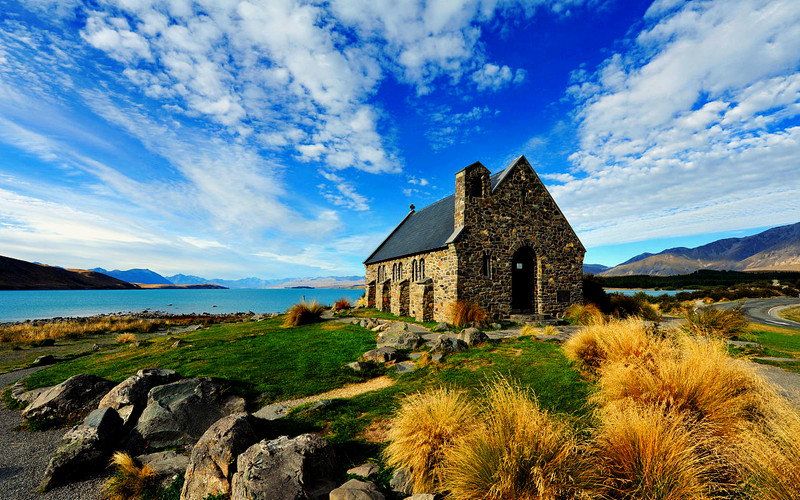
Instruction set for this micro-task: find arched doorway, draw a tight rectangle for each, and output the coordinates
[511,247,536,313]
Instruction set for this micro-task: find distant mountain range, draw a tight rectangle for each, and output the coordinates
[166,274,364,289]
[583,264,610,274]
[1,255,137,290]
[601,221,800,276]
[91,268,173,285]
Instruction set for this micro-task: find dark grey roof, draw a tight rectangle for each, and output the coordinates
[364,160,517,265]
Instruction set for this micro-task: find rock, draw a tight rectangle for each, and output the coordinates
[408,352,423,360]
[431,335,468,354]
[252,314,266,321]
[181,413,258,500]
[132,378,246,450]
[347,462,380,478]
[433,322,448,332]
[377,329,423,350]
[458,327,489,346]
[230,434,337,500]
[363,347,398,363]
[138,450,190,488]
[430,353,444,363]
[405,495,437,500]
[99,368,181,412]
[172,339,188,348]
[491,323,502,329]
[330,479,385,500]
[390,468,413,495]
[41,407,124,490]
[727,340,763,349]
[22,374,115,425]
[11,380,50,405]
[346,361,366,371]
[370,325,384,332]
[33,354,56,366]
[395,361,416,374]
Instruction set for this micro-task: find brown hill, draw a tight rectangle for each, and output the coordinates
[602,222,800,276]
[0,255,138,290]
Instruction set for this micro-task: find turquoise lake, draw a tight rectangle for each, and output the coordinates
[0,288,366,323]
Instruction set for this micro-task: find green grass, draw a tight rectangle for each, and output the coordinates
[737,323,800,373]
[23,317,380,405]
[345,308,438,329]
[779,306,800,324]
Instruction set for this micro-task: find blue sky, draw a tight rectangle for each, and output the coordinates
[1,0,799,279]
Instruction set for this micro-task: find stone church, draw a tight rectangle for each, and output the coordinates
[364,155,584,323]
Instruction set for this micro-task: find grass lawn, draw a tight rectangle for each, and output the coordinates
[779,305,800,324]
[738,323,800,373]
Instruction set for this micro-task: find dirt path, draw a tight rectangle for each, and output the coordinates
[253,376,395,420]
[0,367,106,500]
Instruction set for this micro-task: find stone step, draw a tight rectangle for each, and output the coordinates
[509,314,563,326]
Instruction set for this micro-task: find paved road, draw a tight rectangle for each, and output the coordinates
[713,297,800,329]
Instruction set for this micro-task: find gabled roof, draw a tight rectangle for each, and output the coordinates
[364,157,523,265]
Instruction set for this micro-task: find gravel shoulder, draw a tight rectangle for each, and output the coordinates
[0,367,106,500]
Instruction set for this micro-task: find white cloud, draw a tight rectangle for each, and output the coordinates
[427,105,498,150]
[558,0,800,247]
[472,63,526,91]
[318,171,370,211]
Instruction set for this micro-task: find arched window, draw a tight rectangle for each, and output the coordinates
[392,263,397,281]
[411,260,417,281]
[419,259,425,280]
[482,254,492,279]
[398,262,403,280]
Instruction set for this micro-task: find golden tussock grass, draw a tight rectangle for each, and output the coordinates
[563,318,669,372]
[0,316,172,344]
[450,300,488,328]
[594,336,773,444]
[442,377,589,500]
[590,402,712,500]
[384,387,479,493]
[103,452,156,500]
[283,299,325,327]
[735,398,800,500]
[682,306,748,339]
[115,332,137,344]
[563,303,605,326]
[333,297,352,312]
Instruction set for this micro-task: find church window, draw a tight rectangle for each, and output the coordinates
[419,259,425,279]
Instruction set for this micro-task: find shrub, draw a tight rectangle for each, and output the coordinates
[116,333,137,344]
[450,300,488,328]
[384,387,479,493]
[563,303,604,326]
[442,378,588,500]
[103,452,156,500]
[682,305,748,339]
[736,399,800,500]
[283,300,325,327]
[563,317,668,372]
[333,297,352,312]
[590,402,711,499]
[594,336,771,442]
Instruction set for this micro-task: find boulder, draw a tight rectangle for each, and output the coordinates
[132,378,246,450]
[390,468,413,495]
[346,361,366,371]
[433,322,448,332]
[347,463,380,478]
[457,328,489,346]
[330,479,385,500]
[22,374,115,425]
[33,354,56,366]
[138,450,190,488]
[430,335,468,354]
[99,368,181,417]
[41,407,124,490]
[395,361,416,374]
[11,380,50,406]
[377,329,423,350]
[181,413,258,500]
[230,434,337,500]
[363,347,398,363]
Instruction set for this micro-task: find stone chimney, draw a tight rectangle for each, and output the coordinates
[454,161,490,229]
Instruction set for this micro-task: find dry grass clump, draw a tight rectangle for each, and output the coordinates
[384,387,479,493]
[103,452,156,500]
[0,315,179,343]
[115,332,137,344]
[590,402,711,500]
[682,305,748,339]
[442,378,588,500]
[283,299,325,327]
[450,300,488,328]
[563,303,605,326]
[736,399,800,500]
[563,318,668,372]
[333,297,352,312]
